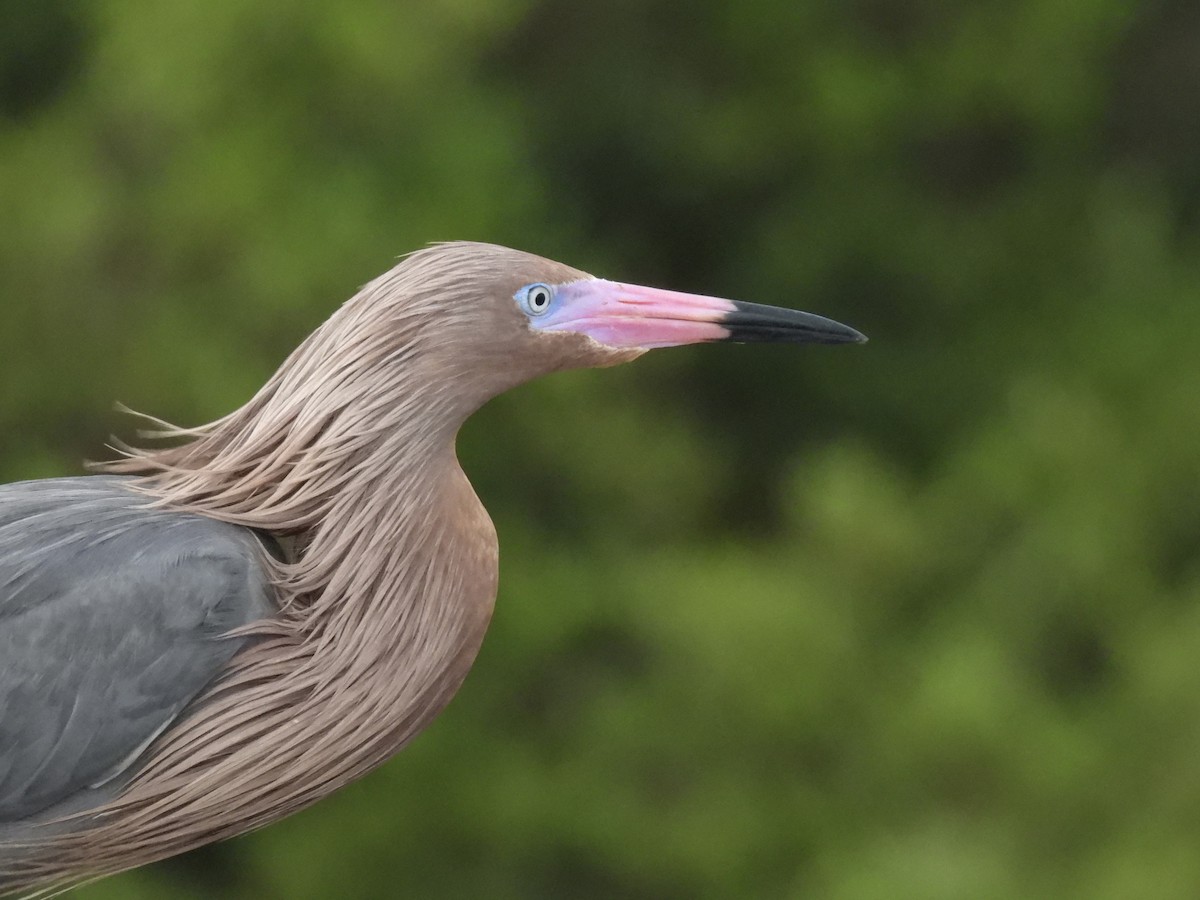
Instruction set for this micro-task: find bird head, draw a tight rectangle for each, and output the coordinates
[377,242,865,409]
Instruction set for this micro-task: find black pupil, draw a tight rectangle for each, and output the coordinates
[532,290,547,307]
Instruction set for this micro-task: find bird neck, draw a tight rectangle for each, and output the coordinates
[81,302,505,845]
[45,423,500,882]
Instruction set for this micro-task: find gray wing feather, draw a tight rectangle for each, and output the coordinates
[0,476,275,822]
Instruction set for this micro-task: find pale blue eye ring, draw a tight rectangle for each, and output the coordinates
[518,283,554,317]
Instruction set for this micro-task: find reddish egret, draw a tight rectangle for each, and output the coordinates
[0,242,864,893]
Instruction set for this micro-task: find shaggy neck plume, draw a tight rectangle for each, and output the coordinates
[13,282,501,891]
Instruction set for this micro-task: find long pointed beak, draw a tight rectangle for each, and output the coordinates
[534,280,866,349]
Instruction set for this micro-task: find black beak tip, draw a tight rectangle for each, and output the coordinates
[722,300,868,346]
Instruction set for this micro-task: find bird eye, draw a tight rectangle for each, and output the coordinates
[518,283,554,317]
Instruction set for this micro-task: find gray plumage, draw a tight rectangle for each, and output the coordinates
[0,476,273,829]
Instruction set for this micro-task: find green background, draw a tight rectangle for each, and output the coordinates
[3,1,1199,897]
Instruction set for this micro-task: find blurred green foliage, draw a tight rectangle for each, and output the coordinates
[3,0,1199,897]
